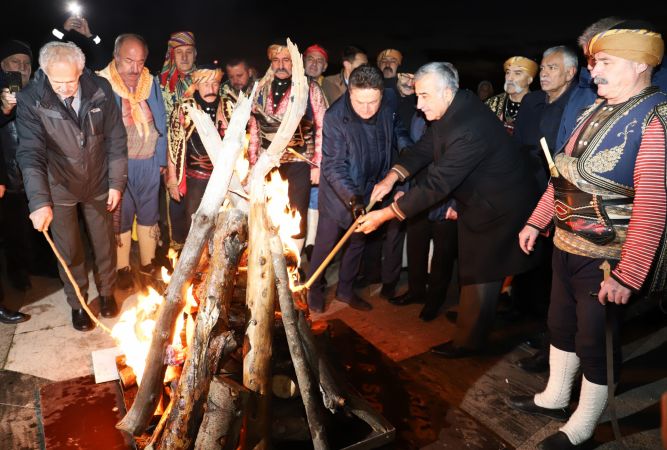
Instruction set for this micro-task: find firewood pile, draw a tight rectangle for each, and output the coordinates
[111,40,394,450]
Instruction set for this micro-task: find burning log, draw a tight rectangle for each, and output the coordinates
[269,234,329,449]
[158,209,248,449]
[194,376,249,450]
[117,83,257,436]
[242,38,308,450]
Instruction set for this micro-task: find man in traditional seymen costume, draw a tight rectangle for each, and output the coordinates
[248,42,327,251]
[510,22,667,449]
[98,34,167,291]
[167,64,225,233]
[485,55,537,134]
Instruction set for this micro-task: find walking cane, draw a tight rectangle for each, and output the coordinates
[294,199,376,292]
[42,230,112,334]
[598,260,626,448]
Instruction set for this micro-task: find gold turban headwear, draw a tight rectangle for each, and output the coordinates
[184,67,224,98]
[267,44,288,60]
[588,28,664,67]
[377,48,403,66]
[503,56,538,78]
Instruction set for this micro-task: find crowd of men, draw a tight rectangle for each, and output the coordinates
[1,14,666,449]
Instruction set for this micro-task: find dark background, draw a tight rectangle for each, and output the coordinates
[3,1,667,93]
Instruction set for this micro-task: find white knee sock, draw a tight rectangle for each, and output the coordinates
[137,224,158,266]
[534,345,580,409]
[560,375,608,444]
[305,208,318,247]
[117,231,132,270]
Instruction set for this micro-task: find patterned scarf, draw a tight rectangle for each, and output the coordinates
[99,61,154,140]
[160,31,196,94]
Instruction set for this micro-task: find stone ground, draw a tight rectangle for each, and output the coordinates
[0,254,665,449]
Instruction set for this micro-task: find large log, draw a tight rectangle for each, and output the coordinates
[159,209,248,449]
[116,85,257,436]
[241,38,308,450]
[241,202,275,450]
[269,234,329,449]
[194,376,249,450]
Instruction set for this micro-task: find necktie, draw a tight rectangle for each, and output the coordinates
[64,96,78,122]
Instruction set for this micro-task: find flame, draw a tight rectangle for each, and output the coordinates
[111,286,163,385]
[111,251,192,385]
[265,170,302,289]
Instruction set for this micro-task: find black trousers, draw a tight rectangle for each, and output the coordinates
[406,212,458,306]
[362,217,405,286]
[50,197,116,308]
[184,177,210,234]
[548,248,623,385]
[278,162,311,239]
[455,280,503,349]
[307,215,367,310]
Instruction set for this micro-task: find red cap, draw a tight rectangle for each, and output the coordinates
[304,44,328,62]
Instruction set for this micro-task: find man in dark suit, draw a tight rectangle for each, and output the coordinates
[308,64,411,313]
[358,62,542,357]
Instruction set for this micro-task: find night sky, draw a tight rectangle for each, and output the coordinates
[3,1,667,91]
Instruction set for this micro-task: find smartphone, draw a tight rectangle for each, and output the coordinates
[5,71,22,94]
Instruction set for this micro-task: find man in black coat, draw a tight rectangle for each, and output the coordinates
[359,62,542,357]
[16,41,127,331]
[308,64,411,313]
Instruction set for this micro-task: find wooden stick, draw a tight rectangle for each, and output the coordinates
[269,234,329,450]
[194,376,249,450]
[539,137,559,178]
[42,231,112,333]
[296,199,376,291]
[116,80,256,437]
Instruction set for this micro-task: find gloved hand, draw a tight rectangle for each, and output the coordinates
[349,195,366,220]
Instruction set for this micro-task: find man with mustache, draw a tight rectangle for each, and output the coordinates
[167,64,225,234]
[509,22,667,449]
[98,34,167,292]
[486,56,537,134]
[303,44,328,86]
[248,42,327,253]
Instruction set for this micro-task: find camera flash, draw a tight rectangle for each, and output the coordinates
[68,2,82,16]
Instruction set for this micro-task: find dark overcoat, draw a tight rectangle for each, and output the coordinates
[395,89,542,284]
[319,88,411,229]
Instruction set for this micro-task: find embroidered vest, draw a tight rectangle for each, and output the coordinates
[255,84,315,163]
[552,87,667,294]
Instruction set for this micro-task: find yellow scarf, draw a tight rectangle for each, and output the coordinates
[99,61,154,140]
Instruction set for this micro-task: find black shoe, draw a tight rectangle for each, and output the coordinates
[99,296,119,318]
[419,304,439,322]
[538,431,580,449]
[506,395,570,421]
[389,291,422,306]
[338,294,372,311]
[72,308,95,332]
[116,267,133,290]
[517,350,549,373]
[430,341,476,358]
[139,263,160,292]
[0,306,30,324]
[379,282,397,299]
[445,310,458,323]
